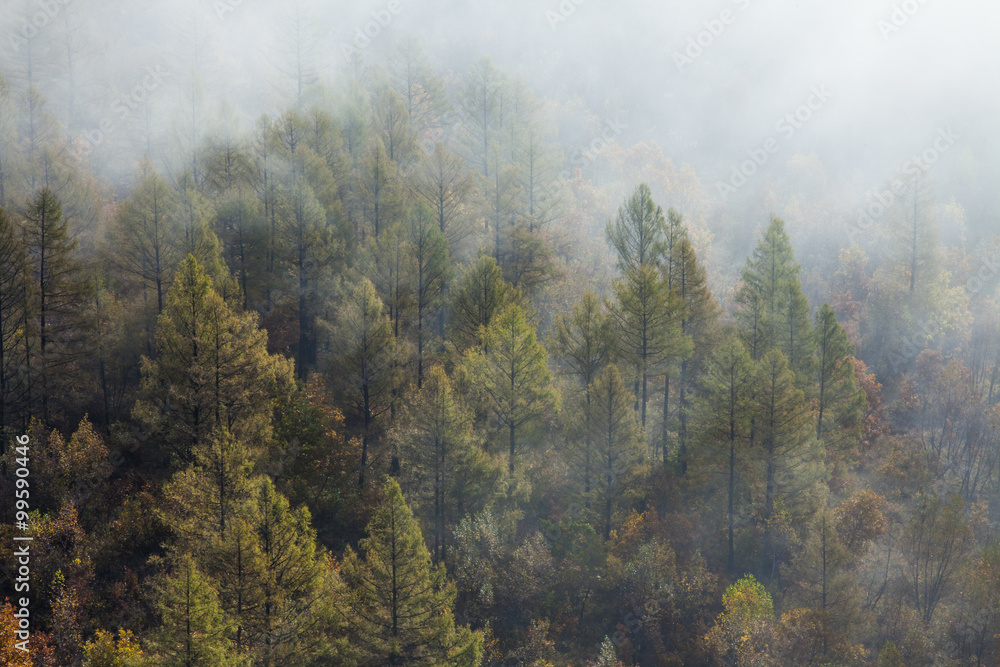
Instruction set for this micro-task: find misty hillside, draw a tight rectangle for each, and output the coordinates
[0,1,999,665]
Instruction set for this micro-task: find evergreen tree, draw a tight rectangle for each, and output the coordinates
[736,217,814,381]
[330,277,399,488]
[134,255,295,466]
[396,365,502,563]
[449,255,520,350]
[694,335,755,573]
[813,304,866,453]
[21,187,86,423]
[586,364,646,541]
[340,478,482,666]
[150,553,242,667]
[468,303,555,475]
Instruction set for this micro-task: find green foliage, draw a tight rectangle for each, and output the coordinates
[466,303,555,474]
[134,255,295,467]
[340,478,482,666]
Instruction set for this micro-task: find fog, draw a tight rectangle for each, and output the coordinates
[3,0,996,228]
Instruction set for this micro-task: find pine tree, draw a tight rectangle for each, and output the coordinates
[586,364,646,541]
[694,336,755,573]
[407,203,451,388]
[753,349,821,580]
[736,217,814,381]
[449,255,520,350]
[134,255,295,466]
[660,209,719,471]
[340,478,482,666]
[468,303,555,475]
[551,292,615,503]
[813,304,866,453]
[150,554,242,667]
[21,187,86,423]
[330,277,399,488]
[396,365,502,563]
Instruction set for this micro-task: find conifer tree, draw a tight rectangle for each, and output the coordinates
[407,203,451,388]
[695,336,755,573]
[331,277,399,488]
[150,554,241,667]
[449,255,520,350]
[468,303,555,475]
[551,292,615,502]
[22,187,86,422]
[609,264,686,431]
[736,217,814,381]
[396,365,502,563]
[813,304,866,451]
[340,478,482,666]
[586,364,646,541]
[660,209,719,470]
[753,349,820,579]
[134,255,295,466]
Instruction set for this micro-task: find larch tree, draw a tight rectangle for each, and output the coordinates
[406,202,451,388]
[468,303,555,475]
[150,553,242,667]
[753,349,821,581]
[661,209,719,471]
[330,277,399,488]
[134,255,295,466]
[813,304,866,454]
[411,143,475,259]
[609,263,686,433]
[449,255,520,351]
[396,365,502,564]
[104,160,182,318]
[736,217,815,381]
[340,478,482,666]
[695,335,755,574]
[586,364,646,541]
[551,291,615,503]
[21,187,86,423]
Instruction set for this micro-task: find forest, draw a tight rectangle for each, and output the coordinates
[0,1,999,665]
